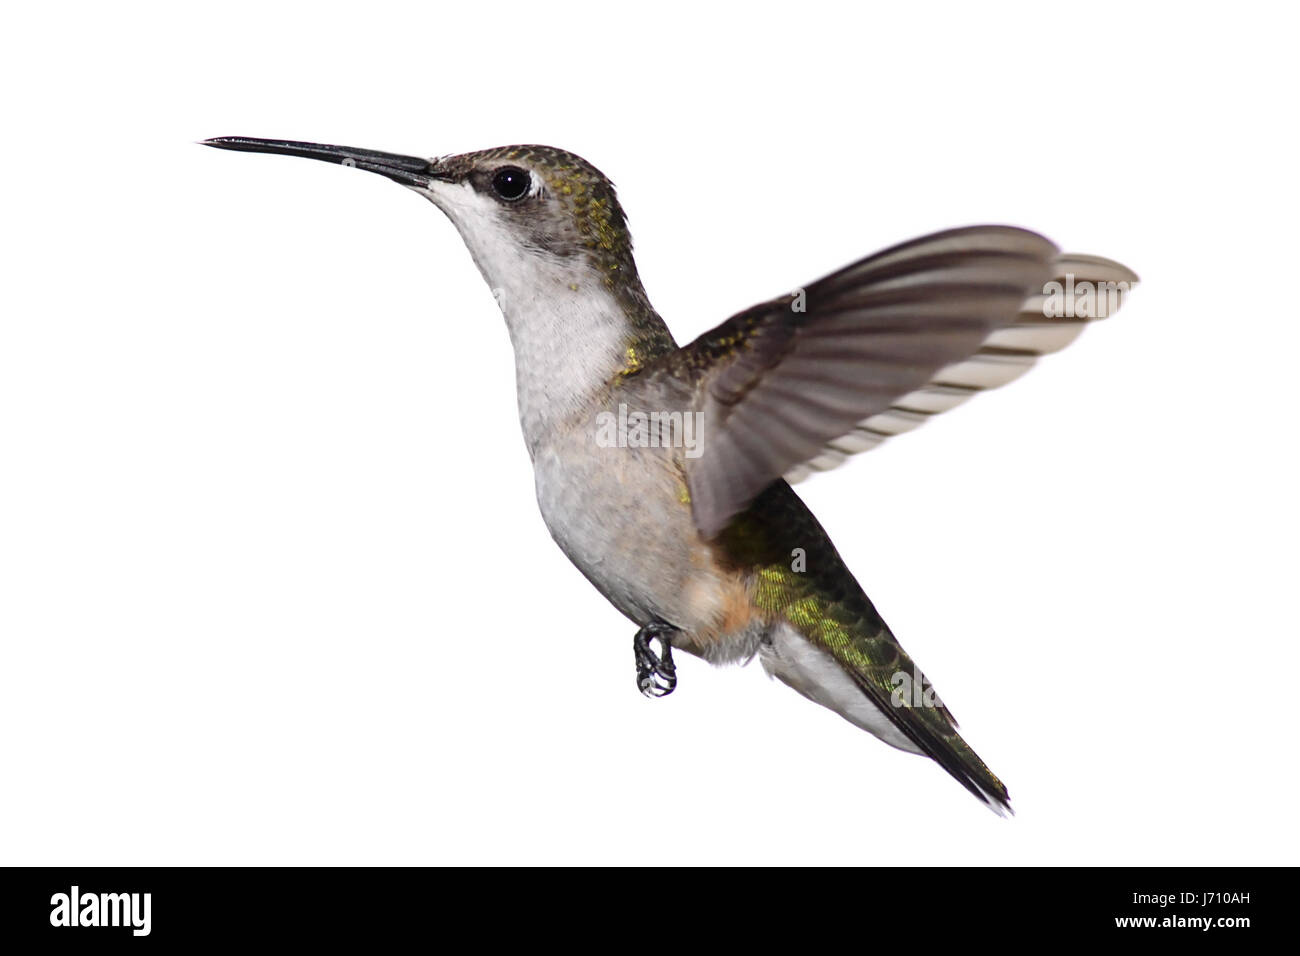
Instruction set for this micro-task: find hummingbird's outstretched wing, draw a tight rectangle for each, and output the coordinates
[664,226,1137,537]
[779,251,1139,485]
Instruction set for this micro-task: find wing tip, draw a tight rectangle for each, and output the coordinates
[1055,252,1141,286]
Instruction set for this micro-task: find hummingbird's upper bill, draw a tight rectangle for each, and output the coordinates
[200,137,440,188]
[205,135,1140,816]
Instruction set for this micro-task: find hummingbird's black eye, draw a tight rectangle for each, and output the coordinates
[491,166,531,202]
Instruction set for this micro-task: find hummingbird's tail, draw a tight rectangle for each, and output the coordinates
[761,621,1012,815]
[728,482,1012,814]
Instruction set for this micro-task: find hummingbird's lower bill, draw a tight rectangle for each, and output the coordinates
[203,136,1138,814]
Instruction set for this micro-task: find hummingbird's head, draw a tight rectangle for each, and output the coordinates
[201,138,641,300]
[422,145,637,284]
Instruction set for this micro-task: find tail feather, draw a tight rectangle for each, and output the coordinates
[728,482,1013,813]
[761,620,1012,815]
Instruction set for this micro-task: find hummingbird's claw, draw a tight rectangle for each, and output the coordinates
[633,622,678,698]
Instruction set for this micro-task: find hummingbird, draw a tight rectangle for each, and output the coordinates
[202,136,1137,814]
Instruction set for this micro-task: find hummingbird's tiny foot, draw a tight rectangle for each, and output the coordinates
[633,622,678,698]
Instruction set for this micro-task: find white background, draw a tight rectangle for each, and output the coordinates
[2,2,1297,865]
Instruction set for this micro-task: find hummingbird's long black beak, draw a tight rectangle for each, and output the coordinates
[201,137,436,188]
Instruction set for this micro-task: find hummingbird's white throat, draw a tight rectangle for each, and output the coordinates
[417,178,636,455]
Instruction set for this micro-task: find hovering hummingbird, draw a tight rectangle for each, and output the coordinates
[203,137,1137,813]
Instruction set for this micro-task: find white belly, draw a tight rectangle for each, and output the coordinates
[531,428,764,662]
